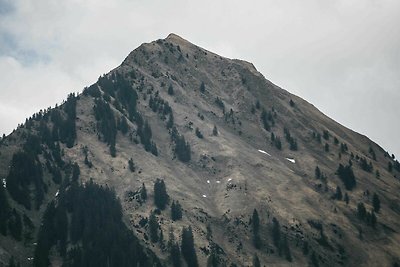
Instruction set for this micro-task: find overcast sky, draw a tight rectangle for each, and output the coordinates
[1,0,399,157]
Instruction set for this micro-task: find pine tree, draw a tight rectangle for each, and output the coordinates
[315,166,321,179]
[181,226,198,267]
[200,81,205,93]
[154,179,169,210]
[335,186,343,200]
[141,183,147,201]
[344,193,349,205]
[168,84,174,95]
[372,193,380,213]
[252,209,261,249]
[271,217,281,249]
[213,125,218,136]
[171,201,183,221]
[252,254,261,267]
[149,212,159,243]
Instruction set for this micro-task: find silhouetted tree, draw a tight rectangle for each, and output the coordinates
[336,164,357,190]
[213,125,218,136]
[252,209,261,249]
[168,84,174,95]
[171,201,183,221]
[154,179,169,210]
[252,254,261,267]
[149,212,159,243]
[372,193,380,213]
[141,183,147,201]
[181,226,198,267]
[335,186,343,200]
[200,82,205,93]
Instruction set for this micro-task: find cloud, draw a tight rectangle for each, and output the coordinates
[0,0,399,156]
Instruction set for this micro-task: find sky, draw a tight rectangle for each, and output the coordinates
[0,0,399,157]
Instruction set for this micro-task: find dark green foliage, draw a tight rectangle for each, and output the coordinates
[0,185,10,235]
[93,98,117,156]
[8,256,20,267]
[334,137,339,145]
[195,128,203,139]
[261,109,274,131]
[213,125,218,136]
[34,180,160,267]
[119,116,129,135]
[171,200,183,221]
[340,143,348,153]
[137,120,158,156]
[99,73,138,120]
[271,217,281,249]
[200,81,205,93]
[369,146,377,161]
[284,127,297,151]
[149,93,172,118]
[215,97,225,111]
[289,99,295,107]
[344,193,349,205]
[274,136,282,150]
[6,151,45,210]
[128,158,136,172]
[8,209,22,241]
[173,133,191,162]
[357,203,367,220]
[154,178,169,210]
[315,166,321,179]
[280,235,292,262]
[181,226,198,267]
[71,163,80,182]
[325,143,329,152]
[336,164,357,190]
[168,84,174,95]
[252,209,261,249]
[360,157,373,173]
[323,130,329,140]
[168,229,181,267]
[167,113,174,129]
[372,193,380,213]
[83,84,101,98]
[149,212,159,243]
[252,254,260,267]
[335,186,343,200]
[255,100,260,109]
[141,183,147,201]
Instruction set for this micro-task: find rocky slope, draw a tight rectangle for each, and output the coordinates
[0,33,399,267]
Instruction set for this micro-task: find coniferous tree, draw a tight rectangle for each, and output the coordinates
[0,184,10,235]
[171,201,183,221]
[200,82,205,93]
[271,217,281,249]
[149,212,159,243]
[154,179,169,210]
[252,209,261,249]
[372,193,380,213]
[195,128,204,139]
[252,254,261,267]
[336,164,357,190]
[213,125,218,136]
[181,226,198,267]
[344,193,349,205]
[315,166,321,179]
[357,203,367,220]
[335,186,343,200]
[168,84,174,95]
[141,183,147,201]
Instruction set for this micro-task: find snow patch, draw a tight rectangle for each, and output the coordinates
[55,190,59,197]
[27,257,34,261]
[285,158,296,163]
[227,178,232,182]
[216,181,221,184]
[2,178,6,188]
[258,149,271,156]
[202,194,207,198]
[207,180,210,184]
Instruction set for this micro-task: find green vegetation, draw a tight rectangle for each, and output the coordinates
[336,164,357,190]
[181,226,198,267]
[171,200,183,221]
[33,180,160,267]
[6,151,45,210]
[154,178,169,210]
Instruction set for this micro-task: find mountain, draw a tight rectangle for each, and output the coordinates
[0,33,399,267]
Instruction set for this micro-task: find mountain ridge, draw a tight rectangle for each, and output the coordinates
[0,33,399,267]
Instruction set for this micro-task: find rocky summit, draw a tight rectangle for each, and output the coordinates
[0,33,399,267]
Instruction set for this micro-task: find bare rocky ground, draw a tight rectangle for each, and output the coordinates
[0,33,399,266]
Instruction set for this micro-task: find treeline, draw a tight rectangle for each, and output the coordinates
[34,180,161,267]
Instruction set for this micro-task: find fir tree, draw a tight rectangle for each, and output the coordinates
[154,179,169,210]
[149,212,159,243]
[181,226,198,267]
[141,183,147,201]
[372,193,380,213]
